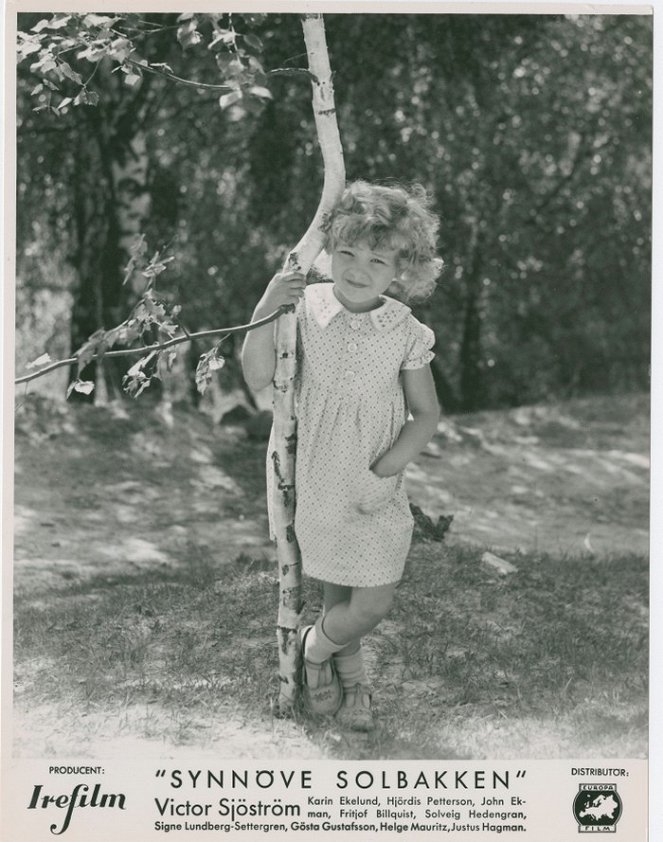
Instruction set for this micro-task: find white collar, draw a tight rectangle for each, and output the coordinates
[306,283,411,331]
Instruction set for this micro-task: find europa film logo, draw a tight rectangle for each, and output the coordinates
[572,784,622,833]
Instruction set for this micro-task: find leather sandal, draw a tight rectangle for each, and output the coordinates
[299,625,343,716]
[335,683,374,731]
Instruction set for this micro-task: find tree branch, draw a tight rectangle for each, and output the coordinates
[126,57,233,92]
[126,58,314,94]
[16,306,285,385]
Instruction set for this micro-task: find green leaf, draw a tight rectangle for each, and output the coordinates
[140,294,167,320]
[122,233,147,284]
[75,328,107,374]
[129,233,147,259]
[83,14,119,29]
[66,379,95,398]
[195,346,225,395]
[142,254,174,278]
[209,29,236,49]
[30,54,58,75]
[247,56,266,77]
[249,85,272,101]
[58,62,83,85]
[17,39,43,60]
[126,351,156,378]
[159,322,179,339]
[26,352,52,369]
[109,37,133,63]
[177,18,202,49]
[74,88,99,106]
[219,90,242,110]
[123,351,158,398]
[123,372,151,398]
[32,16,71,33]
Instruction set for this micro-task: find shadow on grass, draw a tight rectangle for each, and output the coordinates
[14,536,648,760]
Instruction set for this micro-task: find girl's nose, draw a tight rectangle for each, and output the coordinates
[348,266,367,282]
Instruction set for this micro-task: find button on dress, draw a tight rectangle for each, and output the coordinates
[267,283,435,587]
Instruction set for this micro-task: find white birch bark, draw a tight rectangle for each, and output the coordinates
[271,13,345,714]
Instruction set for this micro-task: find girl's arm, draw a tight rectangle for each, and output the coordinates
[371,365,440,477]
[241,271,306,392]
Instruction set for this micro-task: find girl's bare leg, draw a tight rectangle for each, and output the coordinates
[321,581,395,731]
[321,581,398,646]
[322,582,359,655]
[302,581,396,688]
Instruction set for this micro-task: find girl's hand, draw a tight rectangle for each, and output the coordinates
[370,452,403,478]
[254,271,306,320]
[357,470,399,514]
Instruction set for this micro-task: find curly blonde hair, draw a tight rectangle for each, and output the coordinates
[321,180,443,301]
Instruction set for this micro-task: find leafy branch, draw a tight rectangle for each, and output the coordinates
[17,310,282,387]
[16,238,286,398]
[17,12,313,119]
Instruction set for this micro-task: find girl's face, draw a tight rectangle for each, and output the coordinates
[331,239,400,312]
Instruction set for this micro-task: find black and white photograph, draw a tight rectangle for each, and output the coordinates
[2,2,653,840]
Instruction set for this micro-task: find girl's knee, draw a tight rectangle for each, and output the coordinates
[323,581,352,611]
[350,585,396,628]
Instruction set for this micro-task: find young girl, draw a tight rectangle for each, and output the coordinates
[241,181,442,731]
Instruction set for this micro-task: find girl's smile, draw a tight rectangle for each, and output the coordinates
[331,241,400,312]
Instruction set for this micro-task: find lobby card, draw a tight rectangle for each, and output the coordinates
[2,1,653,841]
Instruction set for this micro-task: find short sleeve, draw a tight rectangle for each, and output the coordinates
[401,318,435,370]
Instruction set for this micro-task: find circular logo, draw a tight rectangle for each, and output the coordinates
[573,784,622,831]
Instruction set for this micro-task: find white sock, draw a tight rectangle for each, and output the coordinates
[304,616,345,664]
[334,647,369,690]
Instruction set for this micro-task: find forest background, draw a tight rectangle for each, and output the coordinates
[14,11,652,412]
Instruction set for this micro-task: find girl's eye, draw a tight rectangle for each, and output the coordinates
[371,258,387,265]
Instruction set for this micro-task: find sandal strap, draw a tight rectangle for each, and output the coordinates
[301,625,332,676]
[344,683,372,707]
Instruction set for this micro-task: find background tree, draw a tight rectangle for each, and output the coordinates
[17,12,277,398]
[16,12,651,411]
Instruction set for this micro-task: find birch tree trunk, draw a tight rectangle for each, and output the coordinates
[69,62,152,403]
[271,13,345,714]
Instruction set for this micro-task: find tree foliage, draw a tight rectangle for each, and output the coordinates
[16,12,652,411]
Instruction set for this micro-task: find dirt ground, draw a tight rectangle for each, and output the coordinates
[12,392,649,600]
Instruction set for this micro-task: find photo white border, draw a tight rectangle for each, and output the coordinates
[2,2,657,840]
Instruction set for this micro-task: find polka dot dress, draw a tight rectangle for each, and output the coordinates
[267,283,435,588]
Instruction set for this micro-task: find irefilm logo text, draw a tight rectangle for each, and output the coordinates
[27,782,127,835]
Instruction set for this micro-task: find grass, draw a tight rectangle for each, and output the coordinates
[14,537,648,760]
[12,392,649,759]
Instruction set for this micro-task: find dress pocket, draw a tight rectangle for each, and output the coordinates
[356,470,400,514]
